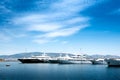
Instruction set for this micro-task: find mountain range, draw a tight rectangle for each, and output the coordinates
[0,52,120,59]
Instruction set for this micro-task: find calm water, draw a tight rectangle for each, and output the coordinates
[0,62,120,80]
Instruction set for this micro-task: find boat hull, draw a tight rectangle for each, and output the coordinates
[49,60,59,63]
[108,65,120,67]
[18,59,41,63]
[91,61,106,65]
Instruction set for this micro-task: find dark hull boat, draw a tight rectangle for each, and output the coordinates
[18,53,51,63]
[105,58,120,67]
[18,59,41,63]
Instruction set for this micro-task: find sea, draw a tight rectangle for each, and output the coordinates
[0,62,120,80]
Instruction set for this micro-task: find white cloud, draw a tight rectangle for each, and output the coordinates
[12,0,99,44]
[51,0,90,11]
[13,14,47,25]
[33,38,58,44]
[46,27,79,37]
[28,23,62,32]
[33,39,50,44]
[0,28,27,42]
[34,25,88,44]
[36,25,88,38]
[65,17,90,25]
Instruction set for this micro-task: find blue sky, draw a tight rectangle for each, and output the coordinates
[0,0,120,55]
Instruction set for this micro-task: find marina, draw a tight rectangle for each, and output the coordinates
[0,0,120,80]
[1,53,120,80]
[17,53,120,67]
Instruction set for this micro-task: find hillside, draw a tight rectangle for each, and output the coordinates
[0,52,119,59]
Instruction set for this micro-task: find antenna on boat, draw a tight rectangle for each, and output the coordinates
[80,48,83,56]
[43,52,46,56]
[60,54,62,57]
[31,54,34,57]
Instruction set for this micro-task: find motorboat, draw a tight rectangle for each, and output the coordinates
[90,58,106,65]
[18,53,51,63]
[58,54,91,64]
[105,58,120,67]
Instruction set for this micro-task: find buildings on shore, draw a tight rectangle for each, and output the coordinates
[0,59,4,62]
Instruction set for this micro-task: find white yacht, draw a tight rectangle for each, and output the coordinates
[58,54,91,64]
[49,54,62,63]
[105,58,120,67]
[58,54,73,64]
[34,53,51,63]
[71,55,91,64]
[90,58,106,65]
